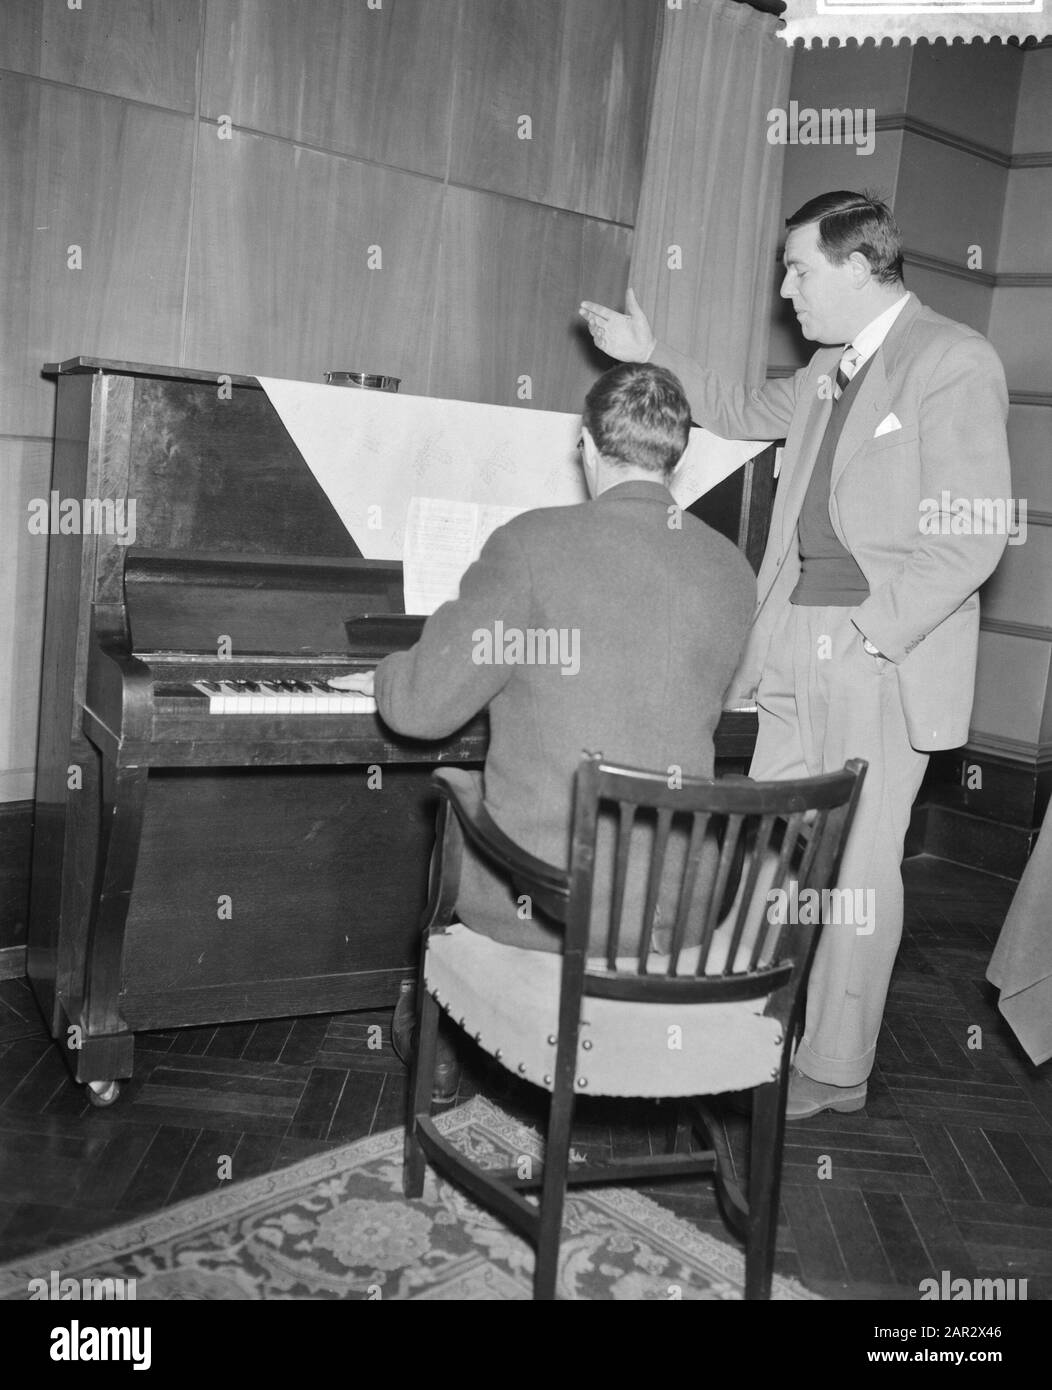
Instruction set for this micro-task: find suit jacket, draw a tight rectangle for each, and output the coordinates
[652,294,1012,750]
[376,479,756,951]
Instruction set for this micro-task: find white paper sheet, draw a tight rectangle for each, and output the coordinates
[403,497,525,614]
[257,378,764,563]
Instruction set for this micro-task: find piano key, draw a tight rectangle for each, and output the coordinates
[192,681,220,712]
[219,680,241,714]
[260,680,293,714]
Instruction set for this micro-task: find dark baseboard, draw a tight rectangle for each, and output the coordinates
[907,746,1047,879]
[0,800,33,957]
[926,746,1049,830]
[921,805,1033,880]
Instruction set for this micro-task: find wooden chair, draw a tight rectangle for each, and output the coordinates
[403,753,867,1300]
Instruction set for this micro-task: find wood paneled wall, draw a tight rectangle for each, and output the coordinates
[0,0,660,824]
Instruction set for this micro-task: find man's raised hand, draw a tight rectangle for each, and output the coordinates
[578,288,656,363]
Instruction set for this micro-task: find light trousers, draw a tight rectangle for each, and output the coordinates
[751,604,930,1086]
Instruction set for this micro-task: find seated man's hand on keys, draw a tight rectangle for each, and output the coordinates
[579,288,657,363]
[327,671,376,696]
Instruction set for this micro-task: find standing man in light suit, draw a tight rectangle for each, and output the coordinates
[581,191,1012,1119]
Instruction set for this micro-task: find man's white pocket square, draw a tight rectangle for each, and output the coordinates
[874,413,901,438]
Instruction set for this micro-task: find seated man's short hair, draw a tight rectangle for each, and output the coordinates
[583,362,692,476]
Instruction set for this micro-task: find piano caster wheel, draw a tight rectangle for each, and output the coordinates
[86,1080,121,1107]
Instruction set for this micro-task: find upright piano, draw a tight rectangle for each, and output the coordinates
[29,358,764,1101]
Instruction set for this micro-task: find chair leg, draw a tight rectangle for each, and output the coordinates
[403,988,441,1198]
[745,1078,787,1300]
[534,1084,576,1300]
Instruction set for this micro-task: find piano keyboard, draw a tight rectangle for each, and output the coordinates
[193,679,376,715]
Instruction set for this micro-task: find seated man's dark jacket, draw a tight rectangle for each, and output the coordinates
[375,479,756,953]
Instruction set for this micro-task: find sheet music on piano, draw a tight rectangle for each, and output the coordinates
[403,497,525,614]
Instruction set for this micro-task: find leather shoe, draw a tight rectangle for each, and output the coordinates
[786,1068,867,1122]
[392,986,461,1105]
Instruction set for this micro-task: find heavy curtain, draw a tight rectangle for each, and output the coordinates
[630,0,792,386]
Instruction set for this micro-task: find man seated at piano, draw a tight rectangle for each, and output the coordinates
[332,361,756,1080]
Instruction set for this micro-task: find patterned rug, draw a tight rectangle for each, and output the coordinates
[0,1096,820,1300]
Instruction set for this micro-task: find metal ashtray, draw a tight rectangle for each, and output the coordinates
[325,371,401,392]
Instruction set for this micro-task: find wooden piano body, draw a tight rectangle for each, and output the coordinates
[29,358,763,1097]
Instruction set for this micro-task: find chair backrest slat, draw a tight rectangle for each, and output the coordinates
[665,810,711,977]
[693,812,744,978]
[719,813,776,978]
[796,808,827,888]
[748,809,807,972]
[606,800,635,970]
[636,805,673,972]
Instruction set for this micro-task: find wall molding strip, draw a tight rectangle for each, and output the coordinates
[875,113,1011,168]
[967,728,1052,765]
[996,272,1052,288]
[902,248,995,287]
[980,616,1052,641]
[1011,150,1052,169]
[872,115,1052,171]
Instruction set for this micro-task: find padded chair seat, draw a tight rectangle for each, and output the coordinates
[425,923,784,1098]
